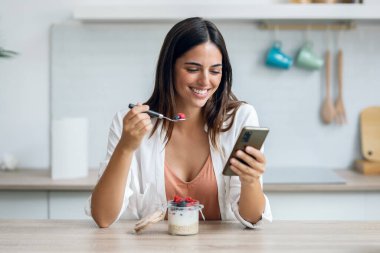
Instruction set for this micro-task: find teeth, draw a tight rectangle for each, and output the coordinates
[191,88,207,95]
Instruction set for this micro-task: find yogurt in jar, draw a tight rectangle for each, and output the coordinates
[167,196,204,235]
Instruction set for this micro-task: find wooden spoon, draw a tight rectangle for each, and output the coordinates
[321,50,336,124]
[335,49,347,124]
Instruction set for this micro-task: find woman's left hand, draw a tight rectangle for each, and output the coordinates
[229,146,266,186]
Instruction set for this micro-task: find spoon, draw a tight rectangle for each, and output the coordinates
[128,103,186,122]
[334,49,347,124]
[321,50,336,124]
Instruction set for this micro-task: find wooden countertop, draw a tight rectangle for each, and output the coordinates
[0,220,379,253]
[265,169,380,192]
[0,169,380,192]
[0,169,98,191]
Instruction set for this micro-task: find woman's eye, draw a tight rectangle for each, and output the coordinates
[187,68,199,73]
[210,69,222,74]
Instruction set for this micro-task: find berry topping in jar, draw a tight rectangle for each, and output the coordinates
[167,195,204,236]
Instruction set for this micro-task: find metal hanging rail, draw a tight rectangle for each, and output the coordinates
[258,21,356,30]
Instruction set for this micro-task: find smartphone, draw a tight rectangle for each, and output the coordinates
[222,126,269,176]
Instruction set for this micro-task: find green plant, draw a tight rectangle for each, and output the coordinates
[0,47,18,58]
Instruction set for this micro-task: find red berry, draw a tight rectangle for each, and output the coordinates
[177,113,186,119]
[172,195,198,207]
[173,195,183,203]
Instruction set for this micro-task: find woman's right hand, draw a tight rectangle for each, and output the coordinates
[118,103,153,151]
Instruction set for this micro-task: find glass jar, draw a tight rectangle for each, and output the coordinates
[167,200,204,235]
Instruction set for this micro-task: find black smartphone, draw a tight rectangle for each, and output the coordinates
[222,126,269,176]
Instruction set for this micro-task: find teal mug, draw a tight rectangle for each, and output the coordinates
[296,42,324,70]
[265,41,293,70]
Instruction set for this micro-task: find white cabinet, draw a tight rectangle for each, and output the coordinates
[0,191,48,219]
[265,170,380,220]
[0,170,95,220]
[0,191,91,219]
[1,169,380,220]
[2,190,379,220]
[49,192,91,219]
[267,192,380,220]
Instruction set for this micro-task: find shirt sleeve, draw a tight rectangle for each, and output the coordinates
[227,103,273,228]
[230,176,273,229]
[84,111,135,222]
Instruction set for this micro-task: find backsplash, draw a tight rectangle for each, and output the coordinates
[51,21,380,169]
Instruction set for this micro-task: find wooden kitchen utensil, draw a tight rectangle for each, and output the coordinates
[335,49,347,124]
[134,209,166,233]
[290,0,312,3]
[360,106,380,162]
[355,160,380,175]
[355,106,380,175]
[321,50,336,124]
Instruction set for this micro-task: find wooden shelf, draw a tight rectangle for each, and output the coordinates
[73,4,380,21]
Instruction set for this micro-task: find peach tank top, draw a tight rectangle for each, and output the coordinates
[165,154,221,220]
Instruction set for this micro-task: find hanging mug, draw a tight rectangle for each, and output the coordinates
[265,41,293,69]
[295,42,324,70]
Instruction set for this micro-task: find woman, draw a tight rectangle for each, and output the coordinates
[86,17,272,228]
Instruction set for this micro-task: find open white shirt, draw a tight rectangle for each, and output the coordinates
[85,103,272,228]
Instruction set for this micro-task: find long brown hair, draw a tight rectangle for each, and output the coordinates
[145,17,243,149]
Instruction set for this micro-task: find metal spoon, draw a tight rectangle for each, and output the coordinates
[128,103,186,122]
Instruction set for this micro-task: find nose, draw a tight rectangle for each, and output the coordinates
[197,70,210,87]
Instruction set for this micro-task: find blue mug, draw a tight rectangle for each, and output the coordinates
[265,41,293,69]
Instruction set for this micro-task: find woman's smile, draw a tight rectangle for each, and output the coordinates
[189,87,211,98]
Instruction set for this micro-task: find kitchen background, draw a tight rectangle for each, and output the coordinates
[1,0,378,170]
[0,0,379,220]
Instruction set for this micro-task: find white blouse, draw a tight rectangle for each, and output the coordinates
[85,103,272,228]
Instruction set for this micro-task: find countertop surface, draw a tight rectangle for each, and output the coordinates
[0,169,98,191]
[1,168,380,192]
[0,220,379,253]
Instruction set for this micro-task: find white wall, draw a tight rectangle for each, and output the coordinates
[50,21,380,170]
[0,0,89,168]
[1,0,379,170]
[0,0,276,168]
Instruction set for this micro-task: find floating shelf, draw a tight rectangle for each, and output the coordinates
[73,4,380,21]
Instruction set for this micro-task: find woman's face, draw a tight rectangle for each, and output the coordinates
[174,42,223,110]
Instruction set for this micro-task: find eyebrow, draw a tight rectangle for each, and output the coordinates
[184,62,222,68]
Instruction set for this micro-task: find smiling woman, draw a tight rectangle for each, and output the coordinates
[87,17,272,230]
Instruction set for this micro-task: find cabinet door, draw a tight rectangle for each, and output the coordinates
[266,192,378,220]
[0,191,48,219]
[363,193,380,220]
[49,191,92,219]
